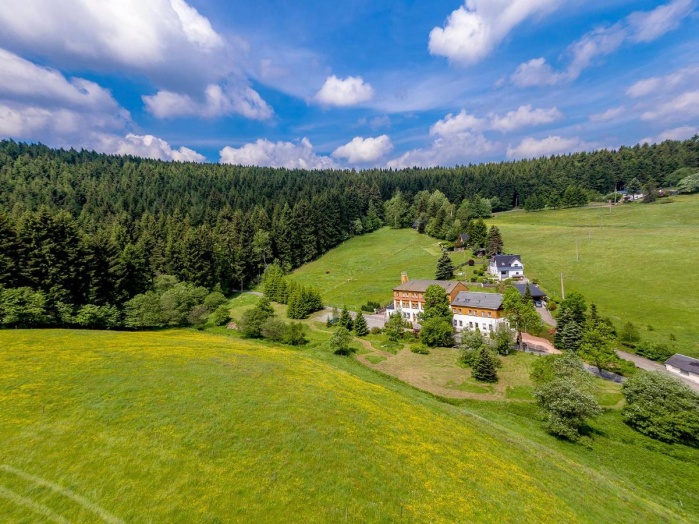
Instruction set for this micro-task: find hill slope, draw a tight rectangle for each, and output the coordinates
[1,330,697,522]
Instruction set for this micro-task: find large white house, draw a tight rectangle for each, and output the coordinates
[665,354,699,384]
[488,254,524,281]
[451,292,508,337]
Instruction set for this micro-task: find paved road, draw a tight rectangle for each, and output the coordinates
[317,309,386,329]
[617,350,699,392]
[537,305,557,327]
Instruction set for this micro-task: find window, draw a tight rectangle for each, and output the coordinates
[469,322,474,328]
[489,324,493,331]
[453,319,457,326]
[459,320,463,327]
[481,312,485,317]
[487,312,492,318]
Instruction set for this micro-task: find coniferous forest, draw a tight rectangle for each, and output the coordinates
[0,137,697,329]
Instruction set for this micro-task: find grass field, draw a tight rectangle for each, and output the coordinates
[490,195,699,356]
[288,194,699,356]
[2,329,699,522]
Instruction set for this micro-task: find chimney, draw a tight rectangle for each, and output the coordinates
[401,272,409,284]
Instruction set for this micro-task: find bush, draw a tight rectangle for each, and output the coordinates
[420,317,454,347]
[635,341,672,362]
[330,327,354,355]
[411,346,430,355]
[204,292,227,311]
[0,287,50,327]
[186,304,209,329]
[622,372,699,445]
[283,322,308,346]
[547,302,557,312]
[619,322,640,345]
[369,326,382,335]
[261,318,287,342]
[75,304,121,329]
[677,172,699,194]
[468,259,475,266]
[361,301,381,312]
[209,305,231,326]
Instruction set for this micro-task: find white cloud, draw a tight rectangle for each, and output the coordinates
[429,0,562,64]
[589,106,625,122]
[332,135,393,164]
[506,136,590,159]
[0,48,121,111]
[96,133,205,162]
[512,0,695,86]
[0,0,223,69]
[315,75,374,107]
[489,105,562,132]
[219,138,337,169]
[387,132,498,169]
[640,126,698,144]
[640,90,699,122]
[143,84,273,120]
[511,58,565,87]
[627,0,695,43]
[430,110,485,136]
[627,65,699,98]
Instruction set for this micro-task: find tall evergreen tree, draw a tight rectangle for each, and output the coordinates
[486,226,504,256]
[435,252,454,280]
[473,348,498,383]
[354,311,369,336]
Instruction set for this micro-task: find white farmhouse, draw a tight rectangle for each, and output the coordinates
[451,292,508,337]
[665,354,699,384]
[488,254,524,281]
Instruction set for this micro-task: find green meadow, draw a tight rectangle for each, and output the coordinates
[490,195,699,356]
[289,194,699,356]
[2,329,699,522]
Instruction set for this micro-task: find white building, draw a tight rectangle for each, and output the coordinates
[665,354,699,384]
[488,254,524,281]
[451,292,508,337]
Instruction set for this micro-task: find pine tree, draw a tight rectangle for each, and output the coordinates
[559,320,583,352]
[435,252,454,280]
[339,306,354,330]
[486,226,504,256]
[473,348,498,383]
[354,311,369,336]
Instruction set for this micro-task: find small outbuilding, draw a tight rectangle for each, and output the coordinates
[665,354,699,384]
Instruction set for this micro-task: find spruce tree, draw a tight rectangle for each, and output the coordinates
[435,252,454,280]
[486,226,504,256]
[559,320,583,352]
[339,306,354,330]
[473,348,498,383]
[354,311,369,336]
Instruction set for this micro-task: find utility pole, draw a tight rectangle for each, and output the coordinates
[560,273,565,300]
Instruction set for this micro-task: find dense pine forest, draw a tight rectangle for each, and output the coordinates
[0,137,697,329]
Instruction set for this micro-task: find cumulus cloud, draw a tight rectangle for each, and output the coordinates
[627,65,699,98]
[315,75,374,106]
[95,133,205,162]
[506,136,590,159]
[430,110,485,136]
[489,105,562,132]
[387,132,497,169]
[0,0,222,69]
[429,0,562,64]
[219,138,337,169]
[143,84,273,120]
[640,126,698,144]
[512,0,695,86]
[332,135,393,164]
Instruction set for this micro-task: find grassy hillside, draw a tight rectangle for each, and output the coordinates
[1,329,698,522]
[288,228,445,310]
[490,195,699,356]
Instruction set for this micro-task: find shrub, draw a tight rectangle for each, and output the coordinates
[330,327,353,355]
[203,292,227,311]
[370,326,382,335]
[261,318,287,342]
[361,301,381,312]
[547,302,557,312]
[186,304,209,329]
[75,304,121,329]
[635,341,672,362]
[283,322,308,346]
[619,322,640,345]
[0,287,50,327]
[467,259,475,266]
[411,346,430,355]
[622,372,699,445]
[209,305,231,326]
[420,317,454,347]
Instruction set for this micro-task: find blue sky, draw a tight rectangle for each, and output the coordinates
[0,0,697,168]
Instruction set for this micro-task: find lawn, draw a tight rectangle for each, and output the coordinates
[287,227,445,310]
[1,329,698,522]
[489,195,699,356]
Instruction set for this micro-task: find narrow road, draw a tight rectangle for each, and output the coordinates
[537,305,556,327]
[617,350,699,392]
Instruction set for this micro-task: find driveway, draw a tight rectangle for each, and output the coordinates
[617,350,699,392]
[537,305,557,327]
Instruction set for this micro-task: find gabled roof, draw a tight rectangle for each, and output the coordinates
[513,283,546,298]
[665,354,699,374]
[491,254,522,267]
[393,280,463,294]
[458,233,469,242]
[451,291,503,310]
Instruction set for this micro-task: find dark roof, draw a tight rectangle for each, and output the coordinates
[394,280,463,294]
[513,283,546,298]
[458,233,469,242]
[451,291,503,310]
[665,354,699,374]
[491,254,522,267]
